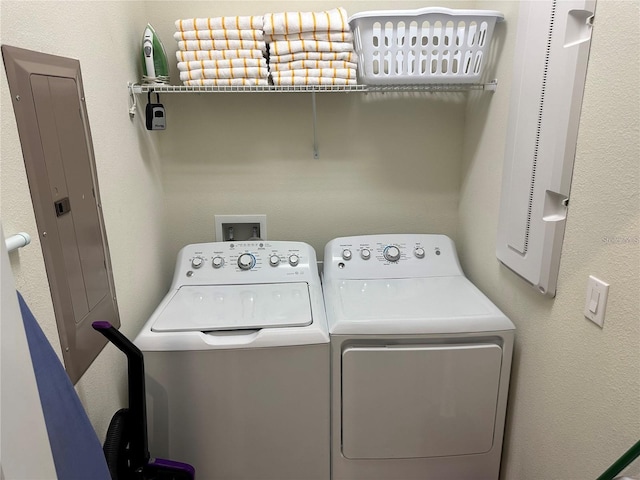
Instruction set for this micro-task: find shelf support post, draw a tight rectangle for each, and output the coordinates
[311,92,319,159]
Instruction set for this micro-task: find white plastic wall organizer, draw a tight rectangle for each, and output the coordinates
[496,0,596,297]
[349,7,504,85]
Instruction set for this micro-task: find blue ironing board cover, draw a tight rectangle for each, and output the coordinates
[18,291,110,480]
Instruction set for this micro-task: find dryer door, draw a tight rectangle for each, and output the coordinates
[341,343,502,459]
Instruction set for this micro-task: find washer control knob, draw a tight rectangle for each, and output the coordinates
[414,247,426,259]
[212,256,224,268]
[237,253,255,270]
[361,248,371,260]
[269,254,281,267]
[288,254,300,267]
[383,245,401,262]
[191,256,204,269]
[342,249,352,261]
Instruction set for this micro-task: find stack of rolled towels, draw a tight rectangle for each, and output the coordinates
[174,15,269,86]
[264,7,357,86]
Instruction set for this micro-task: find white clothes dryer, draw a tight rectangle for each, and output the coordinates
[323,234,515,480]
[134,241,329,480]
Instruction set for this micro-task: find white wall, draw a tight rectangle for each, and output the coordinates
[459,1,640,478]
[0,0,170,441]
[2,0,638,477]
[146,0,469,257]
[0,0,468,448]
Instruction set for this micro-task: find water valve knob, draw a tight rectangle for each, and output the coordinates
[269,255,280,267]
[212,256,224,269]
[361,248,371,260]
[414,247,426,259]
[237,253,255,270]
[383,245,401,262]
[191,256,204,269]
[289,254,300,267]
[342,249,352,260]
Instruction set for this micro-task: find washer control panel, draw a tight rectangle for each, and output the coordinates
[324,234,463,280]
[173,240,317,287]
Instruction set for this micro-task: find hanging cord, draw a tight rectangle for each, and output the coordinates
[142,74,169,85]
[128,84,137,117]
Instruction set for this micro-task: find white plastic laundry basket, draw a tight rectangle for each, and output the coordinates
[349,7,504,85]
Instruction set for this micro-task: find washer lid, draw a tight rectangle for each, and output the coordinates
[151,283,312,332]
[325,276,515,335]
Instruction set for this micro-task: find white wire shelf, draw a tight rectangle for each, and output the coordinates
[129,80,496,95]
[128,79,497,159]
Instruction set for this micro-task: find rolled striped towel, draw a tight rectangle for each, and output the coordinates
[176,16,264,31]
[180,67,269,81]
[269,51,357,63]
[269,40,354,56]
[183,78,269,86]
[177,58,267,72]
[176,49,265,62]
[264,8,349,35]
[178,39,267,52]
[270,60,357,71]
[174,29,264,42]
[271,76,357,86]
[271,68,357,80]
[265,31,354,43]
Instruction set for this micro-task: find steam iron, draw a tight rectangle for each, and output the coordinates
[141,24,169,85]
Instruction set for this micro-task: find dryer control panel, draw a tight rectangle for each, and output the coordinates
[324,234,464,280]
[172,241,319,288]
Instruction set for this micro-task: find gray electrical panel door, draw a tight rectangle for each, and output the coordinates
[2,45,119,383]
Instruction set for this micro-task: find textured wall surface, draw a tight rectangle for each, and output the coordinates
[0,0,468,443]
[2,0,637,476]
[459,1,640,478]
[146,0,470,258]
[0,0,169,440]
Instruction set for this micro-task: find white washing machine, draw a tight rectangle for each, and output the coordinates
[134,241,330,480]
[323,234,515,480]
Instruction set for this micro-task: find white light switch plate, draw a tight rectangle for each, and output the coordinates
[584,275,609,328]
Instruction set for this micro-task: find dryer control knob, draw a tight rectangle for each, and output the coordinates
[342,249,352,260]
[269,255,280,267]
[288,254,300,267]
[361,248,371,260]
[414,247,426,259]
[212,256,224,268]
[191,256,204,269]
[383,245,401,262]
[237,253,255,270]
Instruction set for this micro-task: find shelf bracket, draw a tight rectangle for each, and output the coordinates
[311,92,319,159]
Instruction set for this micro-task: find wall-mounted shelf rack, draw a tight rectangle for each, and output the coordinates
[128,81,496,95]
[128,80,498,158]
